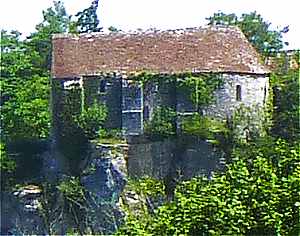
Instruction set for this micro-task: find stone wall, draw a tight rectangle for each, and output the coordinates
[126,137,224,180]
[127,138,176,179]
[204,73,269,119]
[51,77,83,142]
[52,72,269,139]
[179,137,225,179]
[51,77,89,173]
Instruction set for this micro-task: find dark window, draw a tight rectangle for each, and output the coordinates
[236,85,242,101]
[144,106,149,120]
[263,85,267,103]
[99,80,106,93]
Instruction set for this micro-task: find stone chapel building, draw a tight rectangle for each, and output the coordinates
[51,25,270,136]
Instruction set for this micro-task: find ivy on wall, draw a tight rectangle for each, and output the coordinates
[131,72,224,109]
[53,71,270,156]
[177,73,224,112]
[229,105,268,144]
[144,106,177,140]
[132,72,224,139]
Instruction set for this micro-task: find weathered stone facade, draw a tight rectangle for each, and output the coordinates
[126,137,224,180]
[203,73,269,119]
[52,72,269,136]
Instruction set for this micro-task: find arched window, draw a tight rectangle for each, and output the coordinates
[236,85,242,101]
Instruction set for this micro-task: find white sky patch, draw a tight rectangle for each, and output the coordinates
[1,0,299,49]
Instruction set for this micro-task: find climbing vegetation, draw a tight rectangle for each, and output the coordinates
[177,73,223,111]
[126,177,165,198]
[144,106,177,139]
[136,72,224,140]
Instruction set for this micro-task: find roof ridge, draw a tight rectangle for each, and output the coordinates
[52,25,241,39]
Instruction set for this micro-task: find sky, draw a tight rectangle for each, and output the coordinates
[0,0,299,49]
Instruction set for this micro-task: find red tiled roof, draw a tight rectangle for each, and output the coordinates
[52,26,270,78]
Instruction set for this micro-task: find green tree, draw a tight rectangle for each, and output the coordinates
[75,0,101,33]
[117,138,300,235]
[0,30,51,141]
[1,76,50,140]
[27,0,71,70]
[271,67,300,141]
[1,1,72,141]
[74,102,107,139]
[206,11,289,55]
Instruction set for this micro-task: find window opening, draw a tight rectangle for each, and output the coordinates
[99,80,106,93]
[263,85,267,104]
[236,85,242,101]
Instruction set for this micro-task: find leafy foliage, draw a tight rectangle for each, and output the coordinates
[57,177,85,202]
[118,138,300,235]
[127,177,165,198]
[97,129,125,144]
[27,1,71,70]
[207,11,289,56]
[0,1,73,141]
[1,75,50,140]
[271,68,300,141]
[144,106,177,139]
[181,113,228,145]
[75,0,101,33]
[74,102,107,140]
[0,30,41,80]
[178,73,223,111]
[229,105,267,143]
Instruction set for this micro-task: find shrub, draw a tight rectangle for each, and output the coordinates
[144,106,177,139]
[74,102,107,139]
[181,113,228,145]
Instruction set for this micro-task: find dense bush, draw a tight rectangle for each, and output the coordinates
[181,113,228,145]
[271,68,300,141]
[117,137,300,235]
[74,102,107,140]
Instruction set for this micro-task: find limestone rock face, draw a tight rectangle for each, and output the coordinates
[79,143,128,233]
[1,185,46,235]
[1,135,228,234]
[81,143,127,202]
